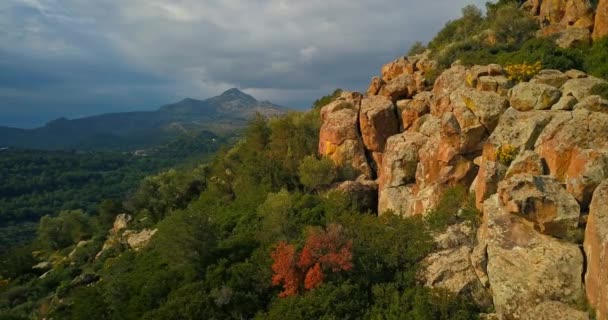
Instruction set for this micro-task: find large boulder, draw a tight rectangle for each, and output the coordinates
[594,0,608,40]
[508,82,562,111]
[378,132,428,216]
[497,174,580,238]
[418,223,492,309]
[379,74,418,102]
[359,95,400,153]
[457,88,509,132]
[555,27,592,48]
[473,159,507,210]
[561,77,607,101]
[478,195,585,319]
[335,179,378,213]
[123,228,158,251]
[381,56,414,82]
[481,108,554,165]
[401,97,431,130]
[531,69,569,88]
[534,109,608,207]
[379,132,428,190]
[433,64,467,93]
[367,76,385,96]
[527,301,589,320]
[112,213,131,234]
[584,180,608,320]
[504,150,545,179]
[574,95,608,113]
[319,99,372,179]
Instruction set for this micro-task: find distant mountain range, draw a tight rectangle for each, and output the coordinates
[0,88,288,151]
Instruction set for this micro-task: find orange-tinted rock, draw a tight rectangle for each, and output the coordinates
[319,99,372,179]
[359,95,399,153]
[497,174,580,238]
[505,150,545,179]
[535,109,608,207]
[474,160,507,210]
[367,76,385,96]
[565,148,608,206]
[433,65,467,97]
[594,0,608,40]
[584,180,608,320]
[401,99,430,130]
[381,56,414,82]
[379,74,418,102]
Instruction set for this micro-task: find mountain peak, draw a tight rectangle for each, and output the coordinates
[219,88,256,101]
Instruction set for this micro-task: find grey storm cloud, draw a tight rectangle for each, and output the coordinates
[0,0,488,128]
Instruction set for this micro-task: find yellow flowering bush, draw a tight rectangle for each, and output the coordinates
[496,144,518,166]
[505,61,542,83]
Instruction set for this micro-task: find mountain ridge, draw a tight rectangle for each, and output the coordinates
[0,88,288,151]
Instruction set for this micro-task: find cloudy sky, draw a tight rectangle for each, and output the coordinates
[0,0,487,128]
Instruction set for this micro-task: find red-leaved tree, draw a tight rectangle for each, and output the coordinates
[270,223,352,297]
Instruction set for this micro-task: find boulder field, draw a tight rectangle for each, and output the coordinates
[523,0,608,47]
[319,52,608,319]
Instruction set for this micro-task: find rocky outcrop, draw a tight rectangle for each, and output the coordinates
[497,174,580,238]
[584,180,608,320]
[319,93,372,179]
[123,229,158,251]
[418,223,492,308]
[508,82,562,111]
[526,0,596,48]
[477,195,584,319]
[527,302,590,320]
[534,109,608,207]
[320,54,607,318]
[335,179,378,212]
[96,214,158,258]
[359,96,400,155]
[378,132,427,216]
[594,0,608,40]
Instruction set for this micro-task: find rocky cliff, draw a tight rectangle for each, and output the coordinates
[319,52,608,319]
[523,0,608,47]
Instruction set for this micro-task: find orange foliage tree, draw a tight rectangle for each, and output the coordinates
[270,224,353,297]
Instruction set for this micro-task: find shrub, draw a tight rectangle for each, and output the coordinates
[505,61,542,83]
[496,144,518,166]
[584,37,608,80]
[408,41,427,56]
[37,210,93,251]
[425,186,479,231]
[298,156,337,190]
[591,82,608,99]
[312,89,342,111]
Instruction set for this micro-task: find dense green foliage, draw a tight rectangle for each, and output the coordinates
[0,105,482,319]
[0,131,227,251]
[426,0,608,80]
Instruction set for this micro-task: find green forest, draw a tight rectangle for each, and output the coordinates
[2,0,608,319]
[0,131,228,252]
[0,93,482,319]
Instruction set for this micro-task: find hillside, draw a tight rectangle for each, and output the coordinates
[1,1,608,319]
[0,88,287,151]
